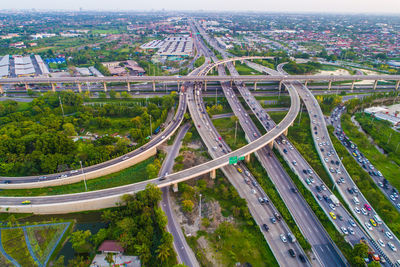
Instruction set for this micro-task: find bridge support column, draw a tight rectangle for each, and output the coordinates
[127,82,131,92]
[25,83,30,91]
[351,80,355,92]
[103,82,107,92]
[305,80,308,87]
[245,154,251,163]
[254,82,257,91]
[267,141,274,149]
[283,128,288,136]
[51,83,56,92]
[210,169,216,179]
[233,61,236,66]
[328,81,332,91]
[373,80,378,90]
[177,82,180,91]
[0,84,3,94]
[396,81,400,91]
[152,81,156,92]
[172,183,178,192]
[230,80,233,88]
[204,81,207,91]
[279,81,283,92]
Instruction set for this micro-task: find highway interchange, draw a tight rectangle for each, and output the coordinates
[0,19,400,267]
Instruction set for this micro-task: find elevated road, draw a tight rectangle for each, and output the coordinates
[277,63,400,265]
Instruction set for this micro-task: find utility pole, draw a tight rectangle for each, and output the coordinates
[199,194,202,218]
[298,102,303,125]
[59,96,65,117]
[79,160,87,192]
[215,87,218,105]
[234,119,238,144]
[150,115,152,138]
[387,132,393,144]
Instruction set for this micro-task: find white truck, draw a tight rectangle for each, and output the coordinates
[330,194,340,206]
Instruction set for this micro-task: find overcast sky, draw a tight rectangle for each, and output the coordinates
[2,0,400,14]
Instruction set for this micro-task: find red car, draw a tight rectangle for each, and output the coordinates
[364,204,371,211]
[218,137,222,140]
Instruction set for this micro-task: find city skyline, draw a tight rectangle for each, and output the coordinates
[1,0,400,14]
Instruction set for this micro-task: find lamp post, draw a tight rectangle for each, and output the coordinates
[150,115,152,138]
[79,161,87,191]
[199,194,202,218]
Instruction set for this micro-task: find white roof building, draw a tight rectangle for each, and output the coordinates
[0,55,9,77]
[14,56,35,76]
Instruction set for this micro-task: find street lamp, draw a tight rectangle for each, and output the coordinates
[199,194,202,218]
[79,160,88,191]
[150,115,152,138]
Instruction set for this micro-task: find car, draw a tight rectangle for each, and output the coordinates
[364,222,373,231]
[349,219,356,227]
[388,242,397,252]
[292,160,297,166]
[348,227,355,235]
[323,195,329,202]
[309,177,315,183]
[283,149,288,154]
[274,212,282,221]
[338,215,343,221]
[258,197,264,204]
[298,254,306,263]
[361,208,368,215]
[378,239,385,247]
[21,200,31,205]
[364,204,371,211]
[122,156,129,160]
[270,217,276,224]
[263,197,270,204]
[329,203,336,210]
[251,189,256,194]
[329,212,336,220]
[353,187,359,194]
[70,170,79,174]
[287,232,296,243]
[386,231,393,239]
[370,219,377,227]
[288,249,296,257]
[237,168,243,173]
[305,178,311,185]
[390,195,396,201]
[39,176,47,180]
[341,227,348,235]
[61,174,68,178]
[354,207,361,214]
[280,234,287,243]
[316,185,322,192]
[291,187,298,193]
[324,158,329,162]
[307,169,313,174]
[263,224,269,231]
[316,194,322,200]
[321,184,327,191]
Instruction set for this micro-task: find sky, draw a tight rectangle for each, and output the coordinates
[1,0,400,14]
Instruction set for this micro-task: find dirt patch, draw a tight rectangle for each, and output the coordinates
[187,140,202,150]
[180,150,205,170]
[197,236,222,267]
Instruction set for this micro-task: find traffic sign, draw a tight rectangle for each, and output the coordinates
[229,156,238,165]
[238,156,245,161]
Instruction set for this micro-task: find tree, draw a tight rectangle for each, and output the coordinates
[105,253,115,265]
[182,199,194,213]
[156,242,172,263]
[146,163,158,178]
[69,230,92,253]
[183,132,192,144]
[109,90,117,99]
[53,255,65,267]
[63,123,77,136]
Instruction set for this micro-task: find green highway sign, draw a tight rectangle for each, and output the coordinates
[238,156,245,161]
[229,156,238,165]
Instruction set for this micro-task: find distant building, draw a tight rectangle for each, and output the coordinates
[14,55,35,76]
[102,61,145,76]
[364,106,400,126]
[0,55,9,78]
[156,36,193,57]
[76,67,92,76]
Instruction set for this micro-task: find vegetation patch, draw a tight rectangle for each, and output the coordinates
[1,228,37,266]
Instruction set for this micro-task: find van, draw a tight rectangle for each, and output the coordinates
[373,214,383,225]
[287,232,296,243]
[353,196,360,205]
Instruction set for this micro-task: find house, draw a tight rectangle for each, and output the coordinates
[91,240,141,267]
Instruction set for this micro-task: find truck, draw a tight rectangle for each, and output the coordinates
[330,194,340,206]
[154,126,161,135]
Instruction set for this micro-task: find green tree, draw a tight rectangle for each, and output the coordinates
[182,199,194,213]
[105,253,115,266]
[69,230,92,253]
[63,123,77,136]
[109,90,117,99]
[146,163,158,178]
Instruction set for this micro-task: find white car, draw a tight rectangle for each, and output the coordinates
[70,170,79,174]
[378,239,385,247]
[280,234,287,243]
[329,204,336,210]
[361,208,368,215]
[354,207,361,214]
[390,195,396,201]
[123,156,129,160]
[348,219,356,227]
[388,242,397,252]
[292,160,297,166]
[341,227,348,235]
[348,227,355,235]
[364,222,373,231]
[386,231,393,239]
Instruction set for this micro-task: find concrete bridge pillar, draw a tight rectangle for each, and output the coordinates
[279,81,283,92]
[245,154,251,163]
[254,82,257,91]
[0,84,3,94]
[103,82,107,92]
[127,82,131,92]
[204,81,207,91]
[395,80,400,91]
[51,83,56,92]
[210,169,216,179]
[172,183,178,192]
[373,80,378,90]
[305,80,308,87]
[241,60,244,64]
[230,80,233,88]
[351,80,355,92]
[25,83,30,91]
[177,82,180,91]
[328,81,332,91]
[283,128,288,136]
[152,81,156,92]
[233,61,236,66]
[267,141,274,149]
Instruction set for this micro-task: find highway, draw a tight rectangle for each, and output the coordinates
[277,63,400,265]
[331,106,400,213]
[195,22,347,266]
[159,123,199,267]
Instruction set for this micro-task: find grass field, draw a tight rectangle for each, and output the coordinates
[235,62,263,75]
[341,113,400,191]
[0,156,156,197]
[328,126,400,239]
[354,113,400,166]
[1,228,37,266]
[269,111,289,125]
[213,117,247,150]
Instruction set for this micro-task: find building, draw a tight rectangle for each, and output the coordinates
[102,61,145,76]
[76,67,92,76]
[364,106,400,126]
[157,36,193,57]
[90,240,141,267]
[14,55,35,76]
[34,55,49,76]
[0,55,9,78]
[140,39,165,49]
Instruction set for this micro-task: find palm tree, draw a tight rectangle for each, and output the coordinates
[156,242,171,263]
